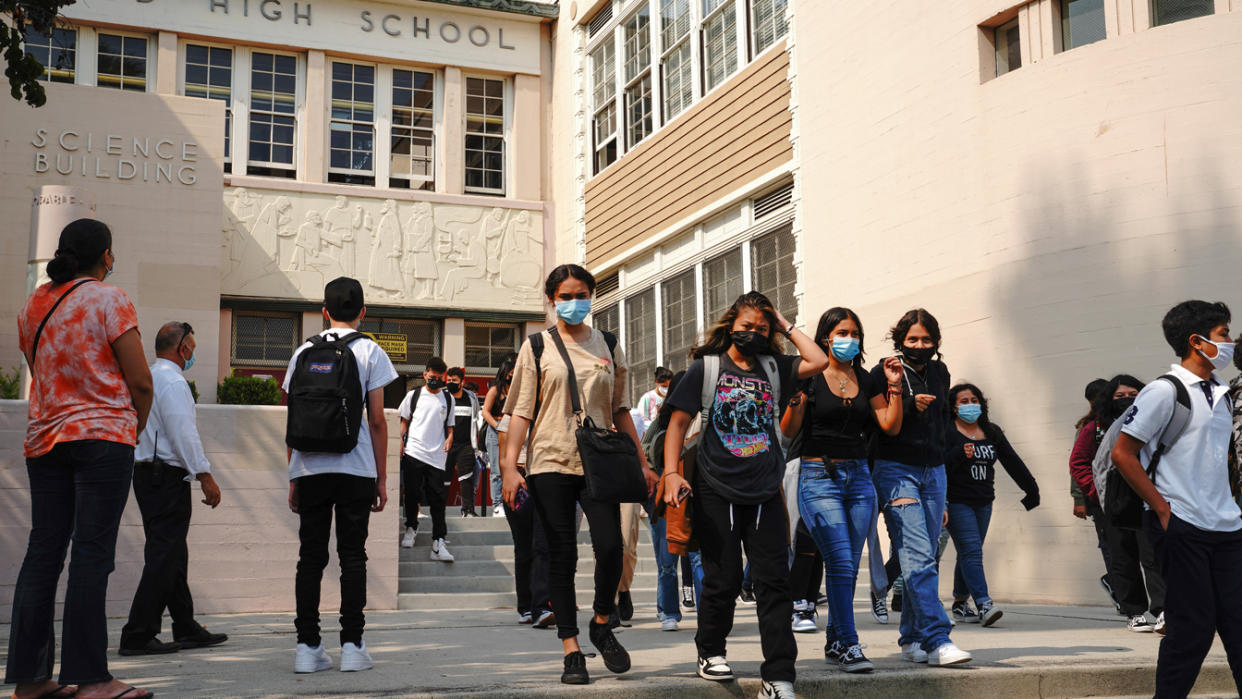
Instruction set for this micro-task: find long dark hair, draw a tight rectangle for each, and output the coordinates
[1092,374,1145,430]
[1075,377,1109,430]
[814,306,865,373]
[949,382,1002,441]
[46,218,112,285]
[890,308,943,363]
[493,351,519,396]
[691,291,785,359]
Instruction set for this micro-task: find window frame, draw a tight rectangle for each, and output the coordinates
[23,25,77,84]
[590,35,619,174]
[388,66,440,191]
[95,30,152,93]
[994,18,1022,77]
[1150,0,1215,27]
[463,322,522,373]
[622,5,655,150]
[326,59,378,185]
[179,41,236,168]
[246,49,304,178]
[230,311,302,368]
[463,74,510,196]
[1058,0,1107,51]
[749,0,789,56]
[700,0,740,93]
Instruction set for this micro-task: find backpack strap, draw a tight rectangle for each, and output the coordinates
[700,354,721,424]
[756,355,782,407]
[528,330,547,428]
[601,330,618,361]
[30,279,94,368]
[1147,374,1195,480]
[401,388,422,449]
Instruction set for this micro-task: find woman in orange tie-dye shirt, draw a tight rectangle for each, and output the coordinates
[5,219,155,699]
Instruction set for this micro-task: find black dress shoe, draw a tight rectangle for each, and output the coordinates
[175,625,229,649]
[617,591,634,622]
[119,638,182,656]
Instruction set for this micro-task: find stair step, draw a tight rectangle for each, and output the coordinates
[400,542,645,562]
[400,559,661,578]
[396,529,655,548]
[397,590,658,611]
[399,572,659,594]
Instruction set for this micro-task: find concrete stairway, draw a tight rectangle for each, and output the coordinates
[398,512,658,611]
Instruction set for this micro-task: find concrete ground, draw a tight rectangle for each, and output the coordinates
[2,602,1236,698]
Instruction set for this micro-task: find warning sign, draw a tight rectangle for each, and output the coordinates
[365,332,407,363]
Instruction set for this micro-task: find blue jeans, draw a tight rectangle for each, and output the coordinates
[872,460,952,652]
[485,426,501,509]
[647,511,703,621]
[946,502,993,606]
[798,459,876,647]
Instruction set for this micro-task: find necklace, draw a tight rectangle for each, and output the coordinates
[827,368,853,395]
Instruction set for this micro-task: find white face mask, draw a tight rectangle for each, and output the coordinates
[656,386,667,397]
[1196,336,1236,371]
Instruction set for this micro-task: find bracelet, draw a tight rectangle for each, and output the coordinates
[780,324,794,338]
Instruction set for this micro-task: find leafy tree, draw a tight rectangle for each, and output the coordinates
[3,0,76,107]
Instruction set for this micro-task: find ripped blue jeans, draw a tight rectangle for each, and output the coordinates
[872,460,953,652]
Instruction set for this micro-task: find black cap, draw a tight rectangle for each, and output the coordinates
[324,277,364,321]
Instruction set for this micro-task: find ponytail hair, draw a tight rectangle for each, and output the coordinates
[46,218,112,285]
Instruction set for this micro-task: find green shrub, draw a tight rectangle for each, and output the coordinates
[186,380,200,404]
[0,365,20,400]
[216,374,281,405]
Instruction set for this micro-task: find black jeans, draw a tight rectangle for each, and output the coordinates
[5,440,134,686]
[789,520,824,603]
[527,472,622,640]
[693,478,797,683]
[120,461,196,648]
[294,473,374,647]
[1086,501,1113,584]
[503,482,551,615]
[449,444,476,515]
[1147,512,1242,698]
[402,455,447,540]
[1105,518,1165,616]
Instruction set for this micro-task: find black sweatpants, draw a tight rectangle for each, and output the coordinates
[449,444,477,515]
[1147,511,1242,698]
[789,520,824,603]
[294,473,373,647]
[1105,518,1165,617]
[120,461,197,649]
[693,478,797,683]
[403,455,447,540]
[504,479,551,615]
[527,472,622,640]
[1087,502,1114,585]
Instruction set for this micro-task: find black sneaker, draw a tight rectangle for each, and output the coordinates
[618,591,634,622]
[739,586,757,605]
[589,619,631,674]
[890,590,903,613]
[870,590,889,624]
[119,638,181,656]
[561,650,589,685]
[681,586,695,609]
[839,643,875,673]
[951,600,980,624]
[175,624,228,649]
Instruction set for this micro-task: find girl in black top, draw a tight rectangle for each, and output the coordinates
[943,383,1039,627]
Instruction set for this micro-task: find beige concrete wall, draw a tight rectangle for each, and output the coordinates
[793,3,1242,604]
[0,401,400,623]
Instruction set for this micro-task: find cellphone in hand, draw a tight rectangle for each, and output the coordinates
[676,485,692,505]
[513,486,531,512]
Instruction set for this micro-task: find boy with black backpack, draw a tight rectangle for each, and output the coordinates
[283,277,397,674]
[1112,300,1242,697]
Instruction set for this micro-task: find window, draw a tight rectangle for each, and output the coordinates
[751,0,789,54]
[97,33,147,91]
[1060,0,1106,50]
[464,323,520,370]
[184,45,233,167]
[701,0,738,92]
[465,76,505,194]
[358,317,440,370]
[703,249,743,324]
[661,0,694,120]
[591,37,618,173]
[626,289,658,405]
[23,26,75,83]
[232,313,299,366]
[1151,0,1213,26]
[623,7,654,149]
[249,52,298,178]
[995,19,1022,76]
[328,62,376,185]
[595,304,621,338]
[662,270,697,372]
[751,224,797,324]
[391,69,435,190]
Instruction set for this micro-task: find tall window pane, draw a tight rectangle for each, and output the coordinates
[97,33,147,91]
[662,270,697,372]
[702,0,738,92]
[994,20,1021,76]
[625,74,653,148]
[703,249,742,325]
[624,7,654,150]
[626,289,658,406]
[249,52,298,177]
[624,7,651,84]
[391,69,435,190]
[1060,0,1105,50]
[596,305,621,338]
[23,26,75,83]
[1152,0,1213,26]
[328,62,375,185]
[662,41,693,120]
[661,0,691,48]
[751,224,797,324]
[465,76,505,194]
[185,45,232,166]
[752,0,789,54]
[592,36,618,173]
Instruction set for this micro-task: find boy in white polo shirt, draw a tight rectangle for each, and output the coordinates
[399,357,455,561]
[1113,300,1242,697]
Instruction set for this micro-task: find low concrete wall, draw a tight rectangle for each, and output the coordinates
[0,400,400,624]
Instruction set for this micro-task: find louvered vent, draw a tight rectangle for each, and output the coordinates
[588,3,614,36]
[596,272,620,297]
[753,182,793,219]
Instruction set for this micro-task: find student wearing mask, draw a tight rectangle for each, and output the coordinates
[870,309,971,666]
[444,367,483,517]
[780,307,903,673]
[662,291,828,699]
[1071,378,1120,612]
[943,383,1040,627]
[636,367,674,424]
[399,358,456,562]
[483,352,519,517]
[501,264,656,685]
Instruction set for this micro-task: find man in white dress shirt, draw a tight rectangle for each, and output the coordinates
[119,322,226,656]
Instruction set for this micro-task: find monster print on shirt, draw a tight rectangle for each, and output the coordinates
[712,372,775,458]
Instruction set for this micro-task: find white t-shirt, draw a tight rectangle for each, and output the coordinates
[399,387,453,469]
[1121,363,1241,533]
[284,329,398,480]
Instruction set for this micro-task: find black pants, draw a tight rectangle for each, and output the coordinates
[294,473,373,647]
[504,481,551,615]
[5,440,133,687]
[789,520,824,602]
[1087,501,1113,585]
[1147,511,1242,698]
[1105,518,1165,616]
[693,478,797,683]
[120,461,196,648]
[403,455,447,540]
[527,472,622,640]
[449,444,476,515]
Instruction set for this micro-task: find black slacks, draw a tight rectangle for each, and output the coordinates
[504,482,551,615]
[294,473,374,647]
[1105,518,1165,617]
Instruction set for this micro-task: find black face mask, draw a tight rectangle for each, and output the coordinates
[447,382,462,393]
[426,378,446,391]
[730,330,770,357]
[1112,396,1135,418]
[901,345,936,365]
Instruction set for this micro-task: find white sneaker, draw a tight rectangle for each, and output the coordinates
[339,641,373,672]
[493,504,505,517]
[1128,614,1155,633]
[928,641,972,666]
[791,600,817,633]
[661,617,679,632]
[758,680,796,699]
[1154,611,1166,635]
[901,642,928,663]
[697,654,733,681]
[430,538,455,562]
[294,643,333,673]
[401,527,415,549]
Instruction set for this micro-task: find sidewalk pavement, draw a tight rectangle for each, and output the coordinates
[3,603,1235,698]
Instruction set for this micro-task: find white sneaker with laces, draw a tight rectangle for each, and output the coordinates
[294,643,333,673]
[1154,611,1166,635]
[661,617,679,632]
[791,600,817,633]
[401,527,415,549]
[928,642,972,666]
[901,642,928,663]
[430,538,455,562]
[697,655,733,681]
[339,641,373,672]
[758,680,796,699]
[1128,614,1155,633]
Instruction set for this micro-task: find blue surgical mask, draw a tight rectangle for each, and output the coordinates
[830,337,860,362]
[182,353,195,372]
[957,404,982,424]
[555,298,592,325]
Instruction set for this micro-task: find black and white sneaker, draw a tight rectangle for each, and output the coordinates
[682,586,696,609]
[739,586,757,605]
[870,590,889,624]
[1128,614,1155,633]
[839,643,875,674]
[979,603,1003,627]
[824,640,844,663]
[951,601,980,624]
[561,650,589,685]
[759,680,796,698]
[589,619,631,674]
[698,654,734,681]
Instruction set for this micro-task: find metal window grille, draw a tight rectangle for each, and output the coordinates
[661,41,693,120]
[231,313,299,367]
[249,52,298,175]
[588,2,615,36]
[328,61,376,184]
[391,69,435,190]
[702,0,738,92]
[185,45,233,163]
[23,26,75,83]
[1060,0,1106,50]
[97,33,147,91]
[751,0,789,54]
[754,182,793,219]
[595,304,621,338]
[625,289,658,406]
[662,269,697,372]
[465,77,505,194]
[703,249,743,325]
[750,224,797,324]
[1152,0,1214,26]
[592,37,618,173]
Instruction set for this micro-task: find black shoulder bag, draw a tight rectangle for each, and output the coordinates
[547,327,647,504]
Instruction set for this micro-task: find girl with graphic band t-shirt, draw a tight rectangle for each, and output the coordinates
[661,291,828,698]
